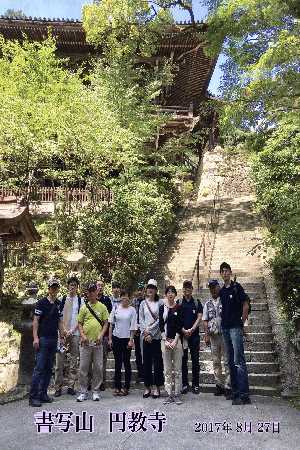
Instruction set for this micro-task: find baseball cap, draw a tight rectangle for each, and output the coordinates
[208,279,220,287]
[183,280,193,289]
[48,278,60,288]
[147,279,158,289]
[86,282,98,292]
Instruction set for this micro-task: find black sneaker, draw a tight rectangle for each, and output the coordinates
[232,397,243,405]
[192,386,200,395]
[214,385,225,396]
[67,388,76,396]
[241,397,252,405]
[181,385,189,395]
[99,383,106,392]
[225,389,233,400]
[40,395,53,403]
[54,389,62,397]
[29,398,42,407]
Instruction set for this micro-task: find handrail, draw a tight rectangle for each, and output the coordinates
[191,182,221,292]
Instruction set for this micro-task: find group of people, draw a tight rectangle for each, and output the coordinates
[29,261,251,407]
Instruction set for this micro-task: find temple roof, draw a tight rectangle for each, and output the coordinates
[0,16,208,54]
[0,17,216,109]
[0,198,41,243]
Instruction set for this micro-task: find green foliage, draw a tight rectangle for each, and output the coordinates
[83,0,173,60]
[206,0,300,328]
[0,3,200,295]
[56,180,175,288]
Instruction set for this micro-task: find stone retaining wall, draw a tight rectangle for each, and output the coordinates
[0,323,20,394]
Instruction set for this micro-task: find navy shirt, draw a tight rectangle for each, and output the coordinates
[34,297,63,339]
[99,294,112,314]
[220,281,247,329]
[180,297,203,335]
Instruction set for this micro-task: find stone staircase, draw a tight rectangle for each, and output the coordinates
[104,147,281,396]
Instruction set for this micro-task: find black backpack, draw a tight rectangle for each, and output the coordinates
[59,295,82,314]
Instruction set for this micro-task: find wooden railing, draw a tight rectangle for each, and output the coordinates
[191,182,221,292]
[0,186,113,204]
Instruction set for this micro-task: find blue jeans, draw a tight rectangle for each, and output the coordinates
[222,327,249,399]
[29,336,57,400]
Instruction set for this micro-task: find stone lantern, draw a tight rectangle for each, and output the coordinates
[14,282,39,385]
[63,249,88,277]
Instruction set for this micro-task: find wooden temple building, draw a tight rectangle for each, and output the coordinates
[0,197,40,296]
[0,16,218,130]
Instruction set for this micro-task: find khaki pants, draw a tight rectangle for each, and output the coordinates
[54,335,80,390]
[210,334,230,389]
[102,336,109,384]
[161,340,183,396]
[79,343,103,393]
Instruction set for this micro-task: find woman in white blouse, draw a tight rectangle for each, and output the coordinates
[108,290,137,396]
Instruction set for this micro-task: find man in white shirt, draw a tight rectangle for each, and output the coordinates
[54,276,82,397]
[202,279,230,398]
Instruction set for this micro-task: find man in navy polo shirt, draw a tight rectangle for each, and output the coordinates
[29,278,66,407]
[179,280,203,395]
[219,262,251,405]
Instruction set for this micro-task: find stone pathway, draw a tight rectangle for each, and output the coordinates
[0,391,299,450]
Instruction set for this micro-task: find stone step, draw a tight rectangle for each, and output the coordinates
[250,302,269,311]
[95,382,280,397]
[105,358,279,374]
[199,350,277,363]
[104,369,281,388]
[198,324,272,333]
[199,332,273,343]
[200,361,279,374]
[200,384,280,397]
[200,341,274,351]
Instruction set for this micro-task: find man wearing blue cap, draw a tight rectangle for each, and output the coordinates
[203,279,230,398]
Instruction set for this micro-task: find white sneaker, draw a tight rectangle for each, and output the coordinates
[92,392,100,401]
[174,395,183,405]
[77,393,87,402]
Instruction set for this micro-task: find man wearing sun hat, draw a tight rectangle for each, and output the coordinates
[29,277,65,407]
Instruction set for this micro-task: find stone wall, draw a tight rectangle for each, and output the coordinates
[0,323,20,394]
[261,265,300,397]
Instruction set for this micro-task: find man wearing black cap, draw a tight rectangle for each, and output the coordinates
[29,278,66,407]
[219,262,251,405]
[179,280,203,395]
[203,279,230,397]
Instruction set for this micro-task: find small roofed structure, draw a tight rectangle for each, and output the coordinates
[0,197,40,243]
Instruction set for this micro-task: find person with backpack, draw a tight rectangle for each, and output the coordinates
[202,279,230,398]
[179,280,203,395]
[54,276,82,397]
[76,282,109,402]
[159,285,184,405]
[219,262,251,405]
[139,279,164,399]
[29,278,66,407]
